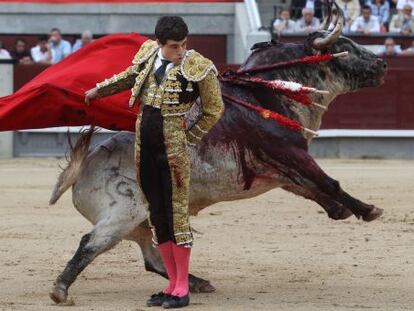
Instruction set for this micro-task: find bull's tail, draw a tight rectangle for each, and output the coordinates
[49,127,95,205]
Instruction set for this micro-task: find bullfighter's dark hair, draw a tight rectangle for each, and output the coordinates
[155,16,188,45]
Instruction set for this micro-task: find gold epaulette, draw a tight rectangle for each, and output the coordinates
[132,39,159,65]
[181,50,218,82]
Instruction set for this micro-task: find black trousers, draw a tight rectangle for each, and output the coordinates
[139,105,175,245]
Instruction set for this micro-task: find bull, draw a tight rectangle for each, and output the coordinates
[48,5,386,304]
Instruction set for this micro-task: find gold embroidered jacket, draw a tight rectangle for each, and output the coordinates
[95,39,224,145]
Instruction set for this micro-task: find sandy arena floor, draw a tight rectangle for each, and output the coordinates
[0,158,413,311]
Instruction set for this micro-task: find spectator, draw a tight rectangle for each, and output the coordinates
[290,0,323,20]
[0,40,11,60]
[273,9,296,34]
[49,28,71,64]
[377,37,402,55]
[337,0,361,32]
[402,40,414,54]
[10,39,33,64]
[31,35,54,65]
[389,4,414,34]
[367,0,390,30]
[295,8,321,33]
[387,0,398,9]
[396,0,414,15]
[350,5,381,33]
[72,30,94,53]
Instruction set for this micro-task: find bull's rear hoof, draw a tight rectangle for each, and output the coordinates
[329,207,354,220]
[49,285,68,304]
[190,280,216,293]
[362,207,384,222]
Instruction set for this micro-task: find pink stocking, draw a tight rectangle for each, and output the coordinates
[171,243,191,297]
[158,241,177,294]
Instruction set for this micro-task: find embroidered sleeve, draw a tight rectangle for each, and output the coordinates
[186,70,224,145]
[95,65,138,97]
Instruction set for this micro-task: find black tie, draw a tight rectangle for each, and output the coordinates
[155,59,171,85]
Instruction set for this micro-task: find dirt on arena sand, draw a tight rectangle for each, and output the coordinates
[0,158,413,311]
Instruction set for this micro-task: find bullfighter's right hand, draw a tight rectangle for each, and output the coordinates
[84,87,99,106]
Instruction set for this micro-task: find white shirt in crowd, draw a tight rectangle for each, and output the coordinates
[397,0,414,16]
[31,45,55,63]
[0,49,11,59]
[273,19,297,34]
[350,15,381,32]
[295,17,321,32]
[305,0,315,10]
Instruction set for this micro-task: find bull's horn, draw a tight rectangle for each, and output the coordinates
[313,1,344,50]
[319,0,333,30]
[333,51,348,58]
[319,16,331,31]
[303,127,319,136]
[311,102,327,110]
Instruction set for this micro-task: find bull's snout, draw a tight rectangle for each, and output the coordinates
[377,58,387,71]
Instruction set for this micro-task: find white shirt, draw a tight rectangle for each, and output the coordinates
[153,49,175,74]
[305,0,315,10]
[31,45,54,63]
[350,15,381,33]
[0,49,11,59]
[49,39,71,64]
[397,0,414,16]
[273,19,297,34]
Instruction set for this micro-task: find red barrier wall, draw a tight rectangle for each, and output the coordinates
[321,65,414,129]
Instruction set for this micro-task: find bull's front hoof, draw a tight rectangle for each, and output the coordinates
[362,207,384,222]
[49,284,68,304]
[328,207,354,220]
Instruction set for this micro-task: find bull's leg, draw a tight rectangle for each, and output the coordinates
[273,147,383,221]
[49,223,124,304]
[131,226,215,293]
[282,183,354,220]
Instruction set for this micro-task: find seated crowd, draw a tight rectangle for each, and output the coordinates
[275,0,414,35]
[0,28,93,64]
[273,0,414,55]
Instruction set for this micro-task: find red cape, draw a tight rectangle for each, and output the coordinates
[0,33,149,132]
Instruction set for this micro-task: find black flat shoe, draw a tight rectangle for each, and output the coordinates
[146,291,171,307]
[162,294,190,309]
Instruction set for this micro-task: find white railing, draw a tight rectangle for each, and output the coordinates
[244,0,262,31]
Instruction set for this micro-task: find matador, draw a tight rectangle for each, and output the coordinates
[85,16,224,309]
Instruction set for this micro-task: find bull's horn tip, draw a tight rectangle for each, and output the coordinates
[312,102,327,110]
[314,90,330,95]
[304,128,319,136]
[333,51,349,58]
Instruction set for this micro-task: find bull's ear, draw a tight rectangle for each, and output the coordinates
[305,32,327,54]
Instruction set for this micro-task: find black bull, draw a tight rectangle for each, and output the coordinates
[49,32,386,303]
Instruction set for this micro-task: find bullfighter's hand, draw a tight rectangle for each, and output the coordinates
[84,87,99,106]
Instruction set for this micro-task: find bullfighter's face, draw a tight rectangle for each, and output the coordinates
[158,38,187,65]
